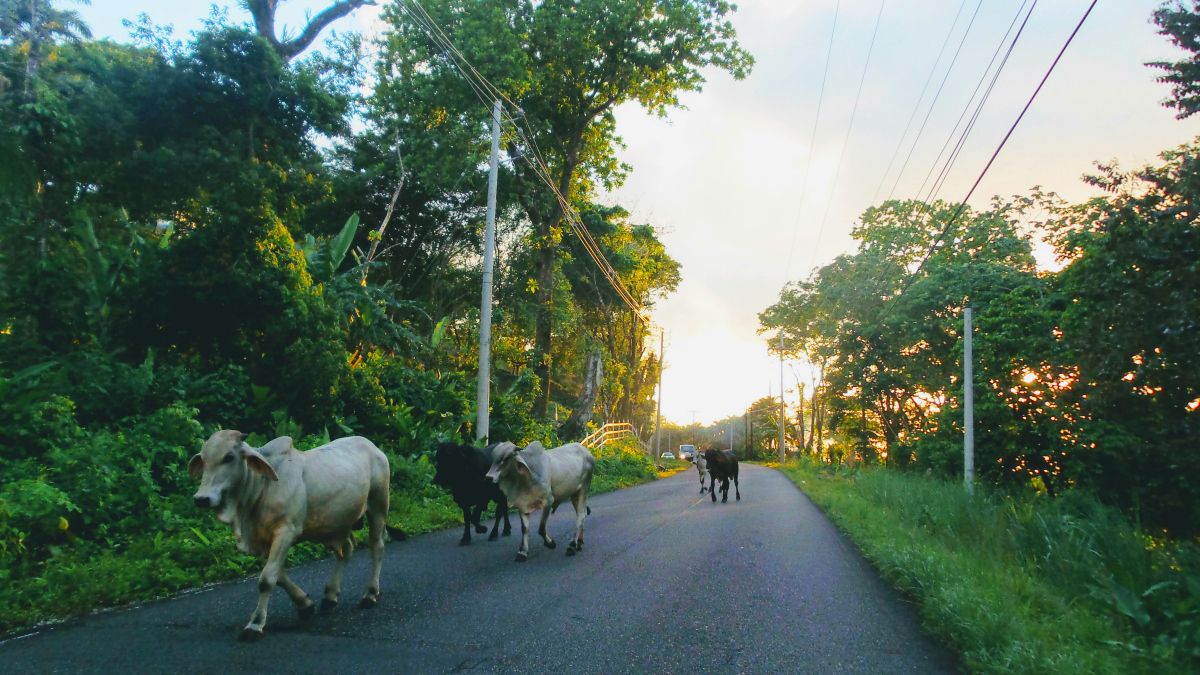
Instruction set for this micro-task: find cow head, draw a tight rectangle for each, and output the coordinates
[485,442,520,483]
[433,442,470,489]
[189,430,281,523]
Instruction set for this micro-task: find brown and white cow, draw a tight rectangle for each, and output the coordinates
[485,441,594,562]
[189,430,398,641]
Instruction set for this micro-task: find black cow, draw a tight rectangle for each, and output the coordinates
[433,442,512,545]
[703,448,741,503]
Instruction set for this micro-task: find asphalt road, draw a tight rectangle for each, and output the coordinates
[0,464,958,674]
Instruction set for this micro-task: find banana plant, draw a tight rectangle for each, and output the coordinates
[299,213,359,283]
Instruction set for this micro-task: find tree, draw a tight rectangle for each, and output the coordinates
[246,0,373,61]
[1046,147,1200,533]
[1150,0,1200,118]
[379,0,750,417]
[0,0,91,99]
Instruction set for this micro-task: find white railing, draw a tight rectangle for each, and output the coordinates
[579,421,635,449]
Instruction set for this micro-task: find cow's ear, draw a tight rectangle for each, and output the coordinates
[187,453,205,479]
[241,447,280,482]
[514,455,530,476]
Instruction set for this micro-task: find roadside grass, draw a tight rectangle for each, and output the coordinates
[778,459,1199,675]
[0,439,664,636]
[656,457,692,479]
[591,438,660,493]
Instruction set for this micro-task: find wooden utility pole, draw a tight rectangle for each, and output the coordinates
[475,99,501,441]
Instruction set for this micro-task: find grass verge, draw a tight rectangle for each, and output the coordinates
[777,459,1199,675]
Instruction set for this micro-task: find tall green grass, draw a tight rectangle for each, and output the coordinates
[779,459,1199,675]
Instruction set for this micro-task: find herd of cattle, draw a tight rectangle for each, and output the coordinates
[187,430,741,641]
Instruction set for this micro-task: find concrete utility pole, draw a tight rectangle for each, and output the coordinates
[964,307,975,495]
[778,332,786,463]
[654,328,664,457]
[475,99,501,442]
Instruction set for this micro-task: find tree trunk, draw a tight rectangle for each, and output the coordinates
[813,386,825,460]
[532,142,581,417]
[533,241,555,416]
[797,382,806,454]
[247,0,371,61]
[558,349,603,440]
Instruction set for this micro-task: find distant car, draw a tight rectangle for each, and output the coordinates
[660,452,676,460]
[678,444,697,460]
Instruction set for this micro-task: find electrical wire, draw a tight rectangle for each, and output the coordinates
[806,0,888,274]
[869,0,970,206]
[898,0,1099,295]
[920,0,1037,207]
[780,0,840,283]
[397,0,648,320]
[885,0,986,203]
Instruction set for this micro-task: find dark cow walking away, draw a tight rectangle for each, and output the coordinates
[704,448,741,503]
[433,442,513,545]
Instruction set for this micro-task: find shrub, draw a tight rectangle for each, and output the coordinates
[591,438,657,494]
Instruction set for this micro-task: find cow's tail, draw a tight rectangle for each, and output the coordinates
[586,506,591,515]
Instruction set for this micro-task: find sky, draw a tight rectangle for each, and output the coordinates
[81,0,1200,425]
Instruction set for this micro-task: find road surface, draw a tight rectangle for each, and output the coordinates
[0,463,958,674]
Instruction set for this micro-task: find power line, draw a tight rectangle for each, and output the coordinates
[807,0,887,272]
[780,0,840,283]
[919,0,1037,207]
[900,0,1099,294]
[869,0,970,206]
[397,0,648,321]
[885,0,986,203]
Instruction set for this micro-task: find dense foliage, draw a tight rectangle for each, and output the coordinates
[0,0,730,631]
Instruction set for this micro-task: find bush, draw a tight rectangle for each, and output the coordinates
[591,438,657,494]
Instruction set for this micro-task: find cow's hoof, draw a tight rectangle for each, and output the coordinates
[459,538,471,546]
[488,531,499,541]
[238,627,264,642]
[722,497,728,503]
[736,495,741,501]
[297,602,317,622]
[358,594,379,610]
[515,552,528,563]
[474,524,488,534]
[503,529,512,537]
[566,543,577,557]
[319,598,338,614]
[543,539,557,550]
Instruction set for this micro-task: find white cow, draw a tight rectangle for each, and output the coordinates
[486,441,594,562]
[694,452,708,493]
[189,430,395,641]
